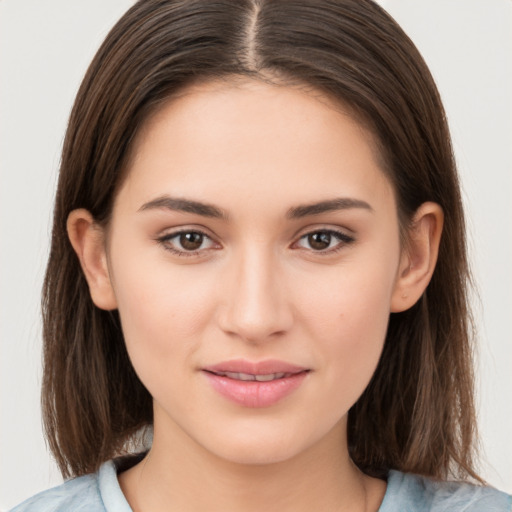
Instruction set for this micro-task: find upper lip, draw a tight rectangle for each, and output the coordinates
[203,359,308,376]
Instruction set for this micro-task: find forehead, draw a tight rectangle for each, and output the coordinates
[118,78,393,213]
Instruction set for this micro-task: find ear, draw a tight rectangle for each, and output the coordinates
[67,209,118,311]
[391,202,444,313]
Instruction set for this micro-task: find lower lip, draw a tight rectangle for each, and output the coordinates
[203,371,308,408]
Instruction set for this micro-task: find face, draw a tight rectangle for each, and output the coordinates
[105,79,403,465]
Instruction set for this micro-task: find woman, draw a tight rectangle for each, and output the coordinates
[11,0,511,510]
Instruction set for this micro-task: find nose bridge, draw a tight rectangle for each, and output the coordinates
[219,241,292,341]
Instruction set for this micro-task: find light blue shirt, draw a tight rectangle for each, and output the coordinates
[10,460,512,511]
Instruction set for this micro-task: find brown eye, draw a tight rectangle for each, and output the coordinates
[179,232,204,251]
[296,230,355,252]
[307,232,332,250]
[159,230,217,256]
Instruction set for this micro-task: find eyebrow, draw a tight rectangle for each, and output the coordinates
[138,196,228,220]
[286,198,373,219]
[138,195,372,220]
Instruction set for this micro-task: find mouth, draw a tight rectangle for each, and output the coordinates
[202,359,310,408]
[205,371,299,382]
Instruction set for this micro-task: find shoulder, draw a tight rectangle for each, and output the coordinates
[9,461,132,512]
[380,470,512,512]
[8,472,101,512]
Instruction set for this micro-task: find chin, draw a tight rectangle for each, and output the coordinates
[214,444,300,467]
[197,422,325,468]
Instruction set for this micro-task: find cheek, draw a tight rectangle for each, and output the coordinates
[300,255,396,335]
[110,252,218,368]
[297,257,397,396]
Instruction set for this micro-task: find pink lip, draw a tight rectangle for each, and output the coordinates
[204,359,307,375]
[202,359,309,408]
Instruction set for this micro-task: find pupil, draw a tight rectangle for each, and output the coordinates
[308,232,331,250]
[180,232,203,250]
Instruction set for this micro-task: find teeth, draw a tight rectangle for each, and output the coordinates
[224,372,248,380]
[236,372,254,381]
[216,371,289,381]
[256,372,286,381]
[255,374,276,382]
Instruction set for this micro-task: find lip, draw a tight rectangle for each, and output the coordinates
[203,359,308,375]
[202,359,310,408]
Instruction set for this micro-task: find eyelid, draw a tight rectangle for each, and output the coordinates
[155,226,221,257]
[292,226,356,253]
[154,224,355,258]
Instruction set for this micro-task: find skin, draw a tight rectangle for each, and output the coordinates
[68,78,443,512]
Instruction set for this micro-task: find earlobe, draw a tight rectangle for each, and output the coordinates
[67,209,118,311]
[391,202,444,313]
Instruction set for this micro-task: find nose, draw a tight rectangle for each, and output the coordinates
[217,246,293,343]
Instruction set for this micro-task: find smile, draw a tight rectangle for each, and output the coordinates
[208,371,294,381]
[202,359,310,408]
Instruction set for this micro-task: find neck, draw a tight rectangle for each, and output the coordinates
[119,418,382,512]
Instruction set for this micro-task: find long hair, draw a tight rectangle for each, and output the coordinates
[42,0,479,481]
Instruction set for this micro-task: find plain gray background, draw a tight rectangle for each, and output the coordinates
[1,0,511,509]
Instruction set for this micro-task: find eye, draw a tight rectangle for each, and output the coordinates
[296,230,354,252]
[158,230,217,256]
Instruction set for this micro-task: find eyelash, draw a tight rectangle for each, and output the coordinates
[156,228,355,258]
[295,229,355,254]
[156,229,218,258]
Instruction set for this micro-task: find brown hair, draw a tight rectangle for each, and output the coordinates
[42,0,479,481]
